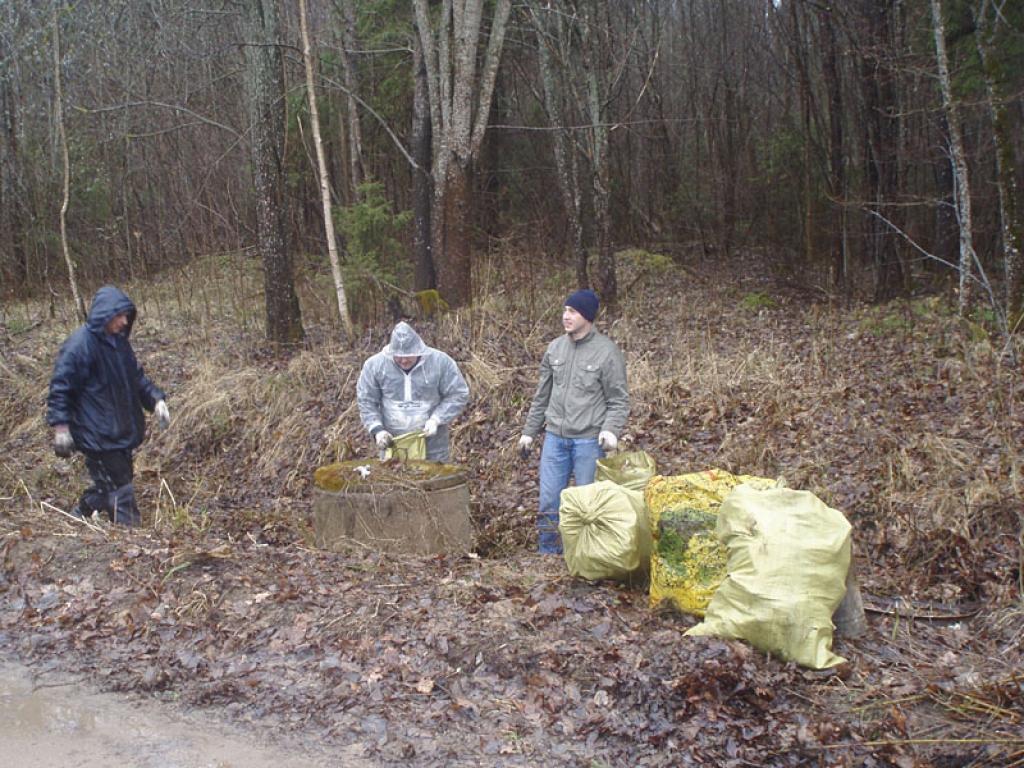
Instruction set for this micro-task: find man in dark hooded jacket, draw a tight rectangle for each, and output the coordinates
[47,286,169,525]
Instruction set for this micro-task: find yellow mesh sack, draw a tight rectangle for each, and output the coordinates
[685,484,851,669]
[595,451,657,491]
[559,481,651,583]
[384,431,427,462]
[646,469,775,616]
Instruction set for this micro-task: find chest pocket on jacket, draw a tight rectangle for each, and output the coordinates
[575,363,601,392]
[550,358,567,387]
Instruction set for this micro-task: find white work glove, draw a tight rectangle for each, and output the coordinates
[517,434,533,460]
[423,417,439,438]
[598,431,618,451]
[53,426,74,458]
[374,430,393,449]
[155,400,171,429]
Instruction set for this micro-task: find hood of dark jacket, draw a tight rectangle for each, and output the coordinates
[87,285,137,338]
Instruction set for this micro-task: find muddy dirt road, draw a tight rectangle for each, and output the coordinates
[0,655,361,768]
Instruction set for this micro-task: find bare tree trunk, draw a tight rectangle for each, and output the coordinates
[435,160,471,305]
[243,0,304,344]
[930,0,976,315]
[588,65,615,306]
[412,38,434,291]
[52,7,85,320]
[788,1,816,270]
[974,0,1023,323]
[298,0,352,337]
[0,23,27,292]
[933,113,960,278]
[413,0,513,308]
[861,0,904,301]
[819,6,847,293]
[337,0,365,197]
[581,0,616,308]
[532,5,586,287]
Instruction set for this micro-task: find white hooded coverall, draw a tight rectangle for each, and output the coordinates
[356,323,469,462]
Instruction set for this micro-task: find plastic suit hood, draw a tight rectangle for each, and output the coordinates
[46,286,165,453]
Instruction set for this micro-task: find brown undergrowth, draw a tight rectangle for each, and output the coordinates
[1,251,1022,765]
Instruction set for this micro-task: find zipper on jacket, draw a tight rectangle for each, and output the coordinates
[556,335,580,437]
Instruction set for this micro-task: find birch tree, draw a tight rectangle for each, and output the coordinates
[299,0,352,336]
[52,5,85,320]
[412,0,513,308]
[930,0,976,315]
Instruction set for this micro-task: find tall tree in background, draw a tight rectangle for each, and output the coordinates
[531,2,586,287]
[299,0,352,336]
[930,0,976,315]
[2,0,1022,318]
[527,0,641,308]
[819,5,849,292]
[52,5,85,320]
[242,0,304,343]
[336,0,366,202]
[578,0,617,307]
[411,34,434,291]
[973,0,1023,322]
[858,0,907,300]
[412,0,513,308]
[0,2,27,291]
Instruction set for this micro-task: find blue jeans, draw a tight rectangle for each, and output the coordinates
[537,432,604,554]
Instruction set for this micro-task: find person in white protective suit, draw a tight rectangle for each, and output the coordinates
[356,322,470,462]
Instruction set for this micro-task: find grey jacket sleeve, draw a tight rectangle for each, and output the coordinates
[430,353,470,425]
[523,347,554,437]
[600,343,629,435]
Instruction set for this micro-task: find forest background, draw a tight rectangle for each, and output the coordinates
[1,1,1024,766]
[2,0,1023,330]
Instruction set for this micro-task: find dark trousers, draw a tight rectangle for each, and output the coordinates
[79,449,140,526]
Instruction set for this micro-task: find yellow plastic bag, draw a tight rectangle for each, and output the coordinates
[559,481,651,583]
[595,451,657,491]
[685,484,851,669]
[384,431,426,462]
[646,469,774,616]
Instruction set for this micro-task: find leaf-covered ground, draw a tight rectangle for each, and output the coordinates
[2,254,1022,766]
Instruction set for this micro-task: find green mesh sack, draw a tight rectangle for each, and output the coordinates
[686,484,851,669]
[595,451,657,491]
[559,481,651,583]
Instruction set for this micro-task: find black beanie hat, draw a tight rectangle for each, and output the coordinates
[565,289,599,322]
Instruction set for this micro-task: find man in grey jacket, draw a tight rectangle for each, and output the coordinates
[518,289,629,553]
[357,322,469,462]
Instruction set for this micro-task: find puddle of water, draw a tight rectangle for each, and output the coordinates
[0,658,361,768]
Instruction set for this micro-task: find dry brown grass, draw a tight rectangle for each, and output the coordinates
[1,252,1021,609]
